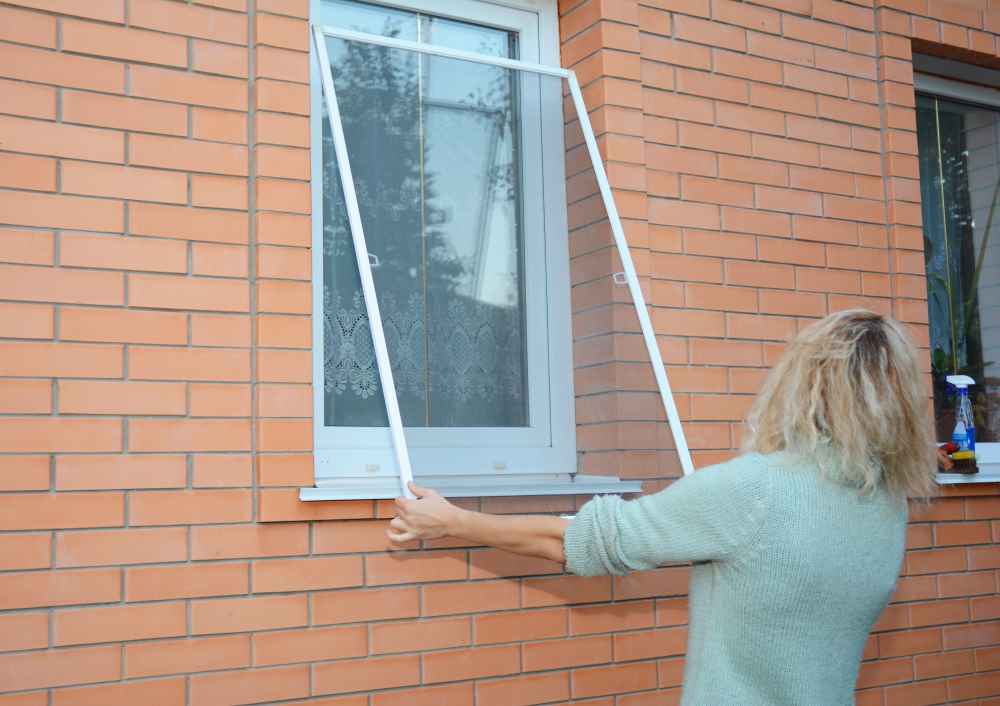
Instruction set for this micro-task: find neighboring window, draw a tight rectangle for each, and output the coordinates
[307,0,622,497]
[915,72,1000,468]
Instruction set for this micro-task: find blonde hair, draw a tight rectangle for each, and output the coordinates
[743,309,936,498]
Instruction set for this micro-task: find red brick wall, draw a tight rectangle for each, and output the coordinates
[1,0,1000,704]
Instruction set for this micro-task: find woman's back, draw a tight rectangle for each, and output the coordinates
[564,451,907,706]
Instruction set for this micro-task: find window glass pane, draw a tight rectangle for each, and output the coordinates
[321,34,546,429]
[916,93,1000,443]
[321,0,418,40]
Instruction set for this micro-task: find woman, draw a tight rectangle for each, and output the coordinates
[389,309,936,705]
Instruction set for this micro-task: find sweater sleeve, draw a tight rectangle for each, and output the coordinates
[563,455,771,576]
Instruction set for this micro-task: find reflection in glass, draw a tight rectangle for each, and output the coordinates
[916,94,1000,442]
[320,20,530,428]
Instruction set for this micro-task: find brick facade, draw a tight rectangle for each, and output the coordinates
[1,0,1000,703]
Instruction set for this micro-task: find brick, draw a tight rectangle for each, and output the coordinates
[257,279,310,314]
[522,633,612,671]
[62,18,186,67]
[252,556,363,592]
[314,655,420,696]
[131,0,247,43]
[256,418,310,451]
[126,562,249,602]
[0,5,54,47]
[721,206,791,237]
[372,617,471,654]
[60,307,186,344]
[256,111,309,147]
[615,627,688,661]
[572,662,658,698]
[131,203,248,244]
[192,107,247,143]
[130,488,250,523]
[0,568,119,610]
[192,175,248,209]
[52,677,186,706]
[192,522,308,559]
[0,645,120,692]
[256,145,310,180]
[130,346,250,382]
[794,215,858,245]
[256,453,312,486]
[0,533,50,570]
[0,418,122,454]
[192,454,251,487]
[258,488,369,522]
[255,626,366,666]
[523,575,612,607]
[255,80,310,116]
[256,0,307,16]
[129,274,249,312]
[0,114,122,163]
[0,379,49,413]
[256,45,309,83]
[423,645,519,683]
[190,666,309,706]
[192,594,305,635]
[473,607,566,645]
[759,290,826,317]
[131,133,248,176]
[257,384,311,417]
[939,571,996,598]
[193,38,248,77]
[55,454,186,491]
[257,211,310,246]
[131,65,246,111]
[125,635,249,678]
[61,233,187,273]
[0,265,123,307]
[189,383,251,417]
[312,586,419,625]
[0,43,123,93]
[640,35,711,70]
[0,190,123,233]
[55,527,185,568]
[62,91,186,135]
[54,601,185,646]
[61,162,186,205]
[477,673,570,706]
[0,77,55,119]
[910,597,970,627]
[423,580,519,616]
[256,178,310,213]
[936,521,992,546]
[366,550,468,585]
[191,313,251,346]
[0,153,55,192]
[256,12,308,50]
[0,612,48,652]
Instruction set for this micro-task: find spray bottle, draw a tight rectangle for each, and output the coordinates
[946,375,978,474]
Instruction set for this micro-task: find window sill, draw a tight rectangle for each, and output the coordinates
[935,466,1000,484]
[299,474,644,501]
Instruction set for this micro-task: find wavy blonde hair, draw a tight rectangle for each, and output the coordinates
[743,309,936,498]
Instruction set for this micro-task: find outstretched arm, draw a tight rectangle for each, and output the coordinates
[388,483,569,564]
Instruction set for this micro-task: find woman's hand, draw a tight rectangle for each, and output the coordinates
[388,482,463,545]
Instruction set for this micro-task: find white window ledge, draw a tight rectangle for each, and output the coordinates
[936,465,1000,485]
[300,474,643,501]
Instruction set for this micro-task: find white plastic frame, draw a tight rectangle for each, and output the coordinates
[311,24,695,499]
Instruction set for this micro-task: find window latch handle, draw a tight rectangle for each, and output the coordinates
[368,252,380,269]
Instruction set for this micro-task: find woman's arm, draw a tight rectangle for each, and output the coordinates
[388,483,569,564]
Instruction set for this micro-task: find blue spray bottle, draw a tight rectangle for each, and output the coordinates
[946,375,978,474]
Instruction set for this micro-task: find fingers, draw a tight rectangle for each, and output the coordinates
[389,517,407,531]
[408,482,435,498]
[386,527,417,544]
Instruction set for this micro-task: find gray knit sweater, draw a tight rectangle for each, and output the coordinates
[564,451,907,706]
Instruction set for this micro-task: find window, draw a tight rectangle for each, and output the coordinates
[915,64,1000,476]
[303,0,672,498]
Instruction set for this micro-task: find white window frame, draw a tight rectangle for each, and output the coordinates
[913,71,1000,481]
[303,0,692,499]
